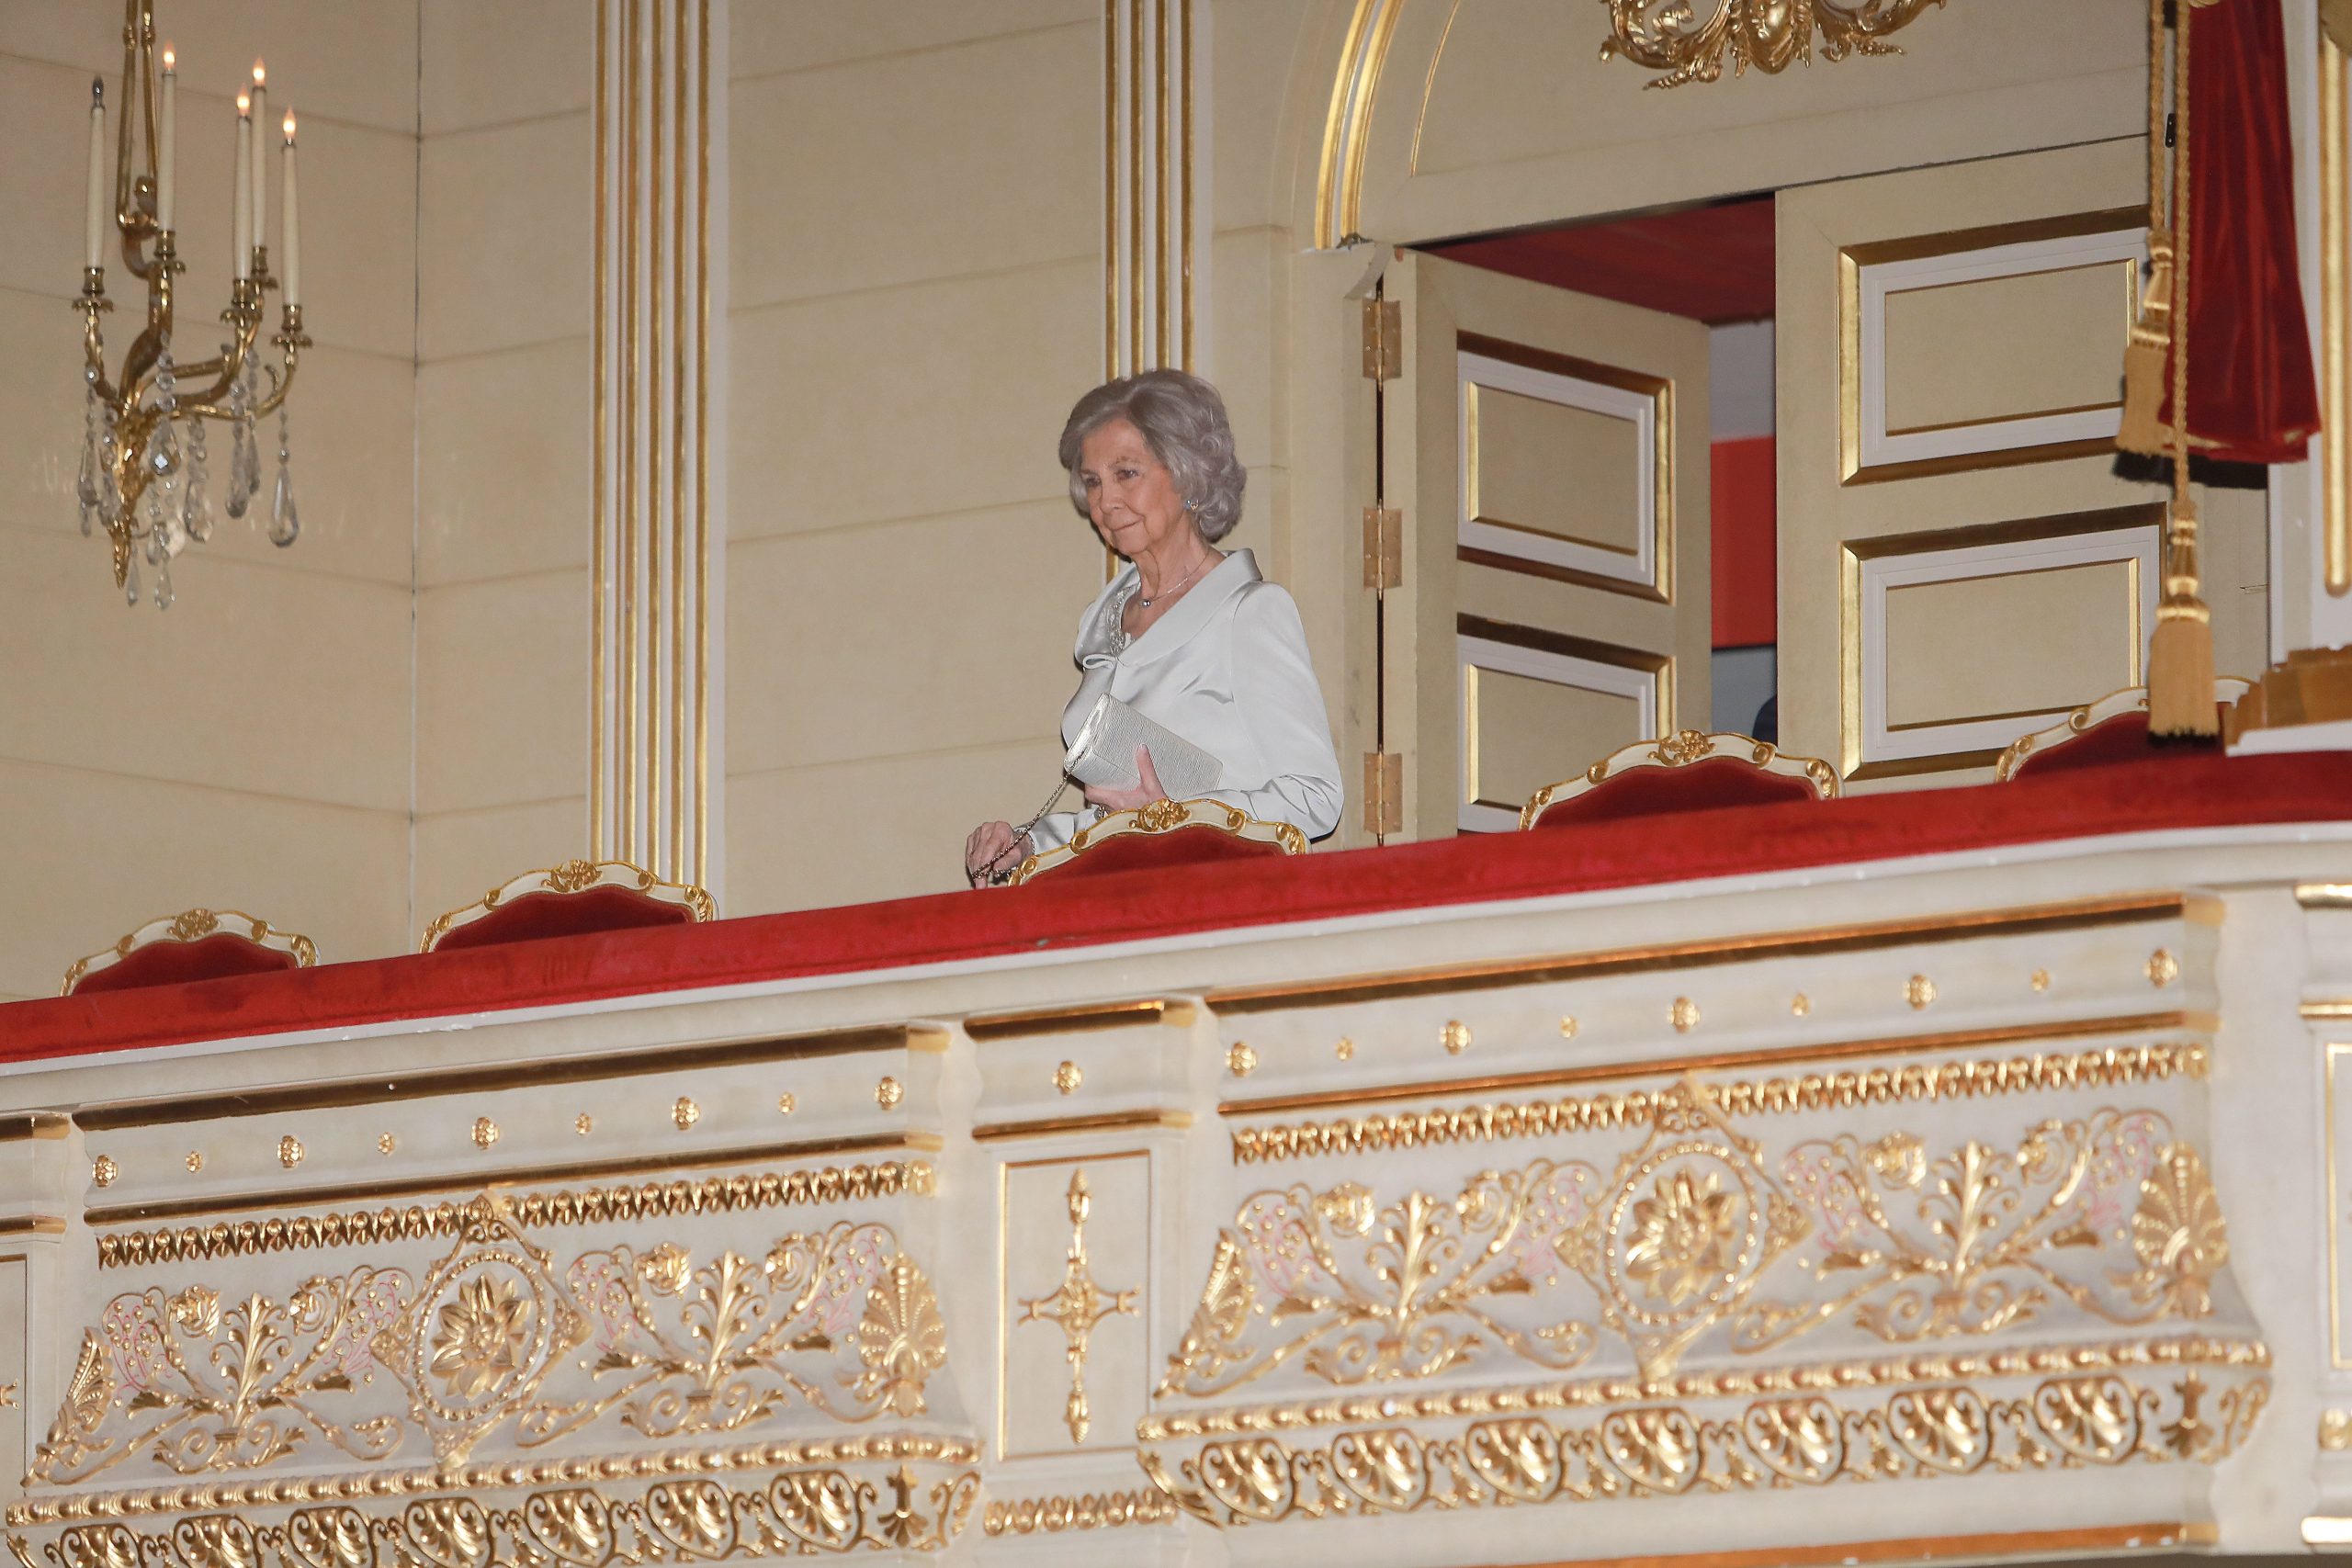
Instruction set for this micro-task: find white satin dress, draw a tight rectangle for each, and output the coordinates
[1027,549,1345,854]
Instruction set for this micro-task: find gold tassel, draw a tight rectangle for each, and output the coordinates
[2148,496,2218,737]
[2145,0,2216,738]
[2116,233,2174,456]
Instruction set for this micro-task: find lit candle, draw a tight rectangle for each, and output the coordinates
[280,110,299,307]
[232,92,250,280]
[84,78,106,270]
[247,61,266,268]
[157,47,175,232]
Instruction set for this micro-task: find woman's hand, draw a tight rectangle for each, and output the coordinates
[1082,745,1169,813]
[964,820,1034,887]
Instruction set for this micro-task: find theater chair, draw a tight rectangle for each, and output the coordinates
[1011,797,1307,886]
[1520,729,1839,831]
[61,908,316,996]
[1992,679,2254,783]
[420,859,717,953]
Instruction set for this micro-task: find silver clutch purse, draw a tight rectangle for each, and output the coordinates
[1062,694,1224,800]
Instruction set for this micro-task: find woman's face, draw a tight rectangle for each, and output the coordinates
[1078,418,1190,560]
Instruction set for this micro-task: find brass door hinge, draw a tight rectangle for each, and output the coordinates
[1362,507,1402,593]
[1361,299,1401,381]
[1363,751,1403,837]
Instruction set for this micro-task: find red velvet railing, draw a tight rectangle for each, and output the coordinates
[4,750,2346,1066]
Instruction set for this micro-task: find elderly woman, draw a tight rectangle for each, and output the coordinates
[965,370,1344,886]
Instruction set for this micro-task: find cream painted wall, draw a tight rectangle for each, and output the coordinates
[0,3,418,997]
[723,4,1108,913]
[412,1,595,932]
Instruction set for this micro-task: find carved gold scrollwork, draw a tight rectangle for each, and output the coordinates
[1142,1370,2269,1527]
[17,1469,982,1565]
[1158,1161,1601,1400]
[29,1199,954,1496]
[1741,1118,2228,1354]
[29,1269,411,1486]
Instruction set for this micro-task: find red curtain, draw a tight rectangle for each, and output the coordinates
[2159,0,2321,464]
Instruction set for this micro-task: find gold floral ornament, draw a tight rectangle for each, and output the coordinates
[374,1199,570,1465]
[854,1257,949,1417]
[28,1269,413,1485]
[1158,1162,1602,1399]
[1598,0,1950,90]
[429,1274,532,1400]
[1562,1080,1805,1381]
[1740,1112,2228,1353]
[1623,1168,1740,1307]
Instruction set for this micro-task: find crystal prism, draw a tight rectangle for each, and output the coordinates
[268,465,300,547]
[182,416,211,542]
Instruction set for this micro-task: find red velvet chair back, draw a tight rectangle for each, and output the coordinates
[1012,799,1307,886]
[1521,731,1838,831]
[62,910,314,996]
[1996,682,2250,783]
[422,861,717,953]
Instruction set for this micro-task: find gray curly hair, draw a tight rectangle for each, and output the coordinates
[1057,369,1246,543]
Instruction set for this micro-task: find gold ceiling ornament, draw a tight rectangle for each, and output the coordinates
[1597,0,1951,90]
[1138,1368,2267,1528]
[73,0,312,606]
[672,1097,700,1131]
[875,1077,904,1111]
[1017,1170,1140,1444]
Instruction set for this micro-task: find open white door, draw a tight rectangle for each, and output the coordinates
[1377,252,1713,837]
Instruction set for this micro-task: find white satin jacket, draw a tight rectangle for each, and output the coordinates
[1027,549,1344,854]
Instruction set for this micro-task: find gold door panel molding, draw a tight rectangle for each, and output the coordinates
[1839,209,2146,484]
[1459,333,1673,602]
[1840,507,2160,778]
[1457,615,1672,833]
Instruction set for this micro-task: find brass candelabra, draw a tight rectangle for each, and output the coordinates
[74,0,310,607]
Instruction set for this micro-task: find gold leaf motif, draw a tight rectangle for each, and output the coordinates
[1888,1386,1989,1472]
[2126,1145,2228,1316]
[854,1257,946,1417]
